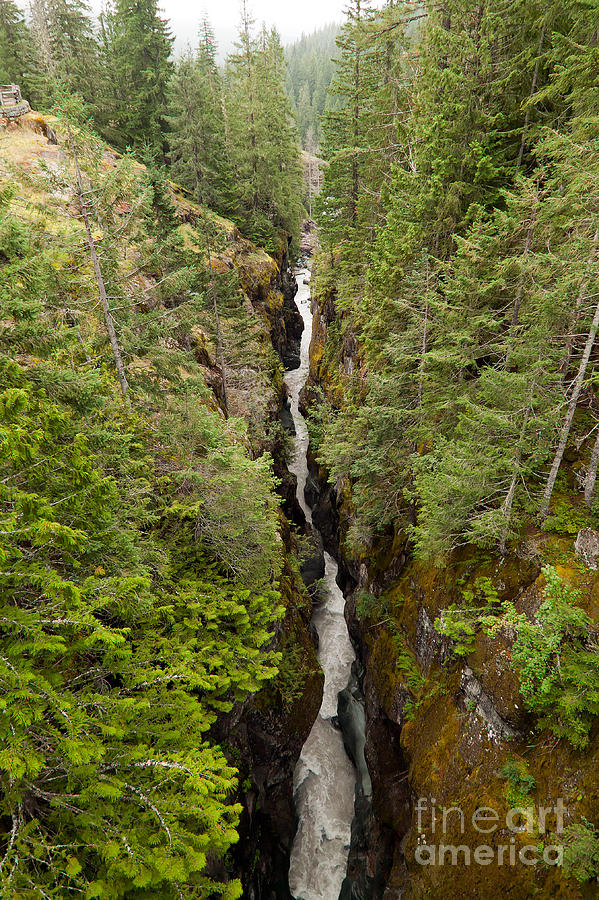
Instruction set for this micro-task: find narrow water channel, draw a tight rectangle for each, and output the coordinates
[286,270,357,900]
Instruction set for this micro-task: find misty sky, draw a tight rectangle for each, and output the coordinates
[86,1,347,54]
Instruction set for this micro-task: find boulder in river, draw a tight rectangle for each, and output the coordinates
[337,665,372,799]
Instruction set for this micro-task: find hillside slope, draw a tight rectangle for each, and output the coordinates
[0,110,321,899]
[304,256,599,900]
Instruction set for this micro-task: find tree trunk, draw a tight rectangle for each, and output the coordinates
[67,123,130,400]
[204,231,229,418]
[585,429,599,508]
[499,472,518,556]
[560,227,599,383]
[417,257,430,412]
[540,297,599,520]
[351,53,360,228]
[509,208,537,336]
[499,374,537,554]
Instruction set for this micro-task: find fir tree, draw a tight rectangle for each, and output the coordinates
[28,0,100,109]
[0,0,30,90]
[168,18,236,216]
[107,0,173,152]
[225,7,303,250]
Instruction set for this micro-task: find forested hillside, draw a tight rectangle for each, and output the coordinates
[0,2,314,897]
[1,1,303,252]
[314,0,599,564]
[285,23,339,148]
[304,0,599,895]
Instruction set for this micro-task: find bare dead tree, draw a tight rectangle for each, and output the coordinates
[66,121,130,400]
[540,295,599,520]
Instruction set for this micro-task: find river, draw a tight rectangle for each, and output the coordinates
[286,269,357,900]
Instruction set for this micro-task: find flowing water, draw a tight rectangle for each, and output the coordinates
[286,269,357,900]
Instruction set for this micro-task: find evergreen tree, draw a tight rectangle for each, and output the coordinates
[318,0,415,304]
[225,6,303,250]
[107,0,173,151]
[168,19,236,216]
[320,0,375,237]
[0,0,30,90]
[28,0,100,109]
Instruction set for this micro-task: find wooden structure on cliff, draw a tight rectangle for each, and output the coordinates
[0,84,30,119]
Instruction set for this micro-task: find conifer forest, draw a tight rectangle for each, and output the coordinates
[2,0,599,898]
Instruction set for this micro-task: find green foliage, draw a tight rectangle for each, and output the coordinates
[0,371,268,897]
[435,577,500,656]
[28,0,101,110]
[0,365,282,898]
[396,648,426,693]
[487,566,599,747]
[0,0,30,90]
[543,498,592,536]
[462,576,500,607]
[103,0,173,151]
[355,589,382,620]
[168,21,237,219]
[265,637,311,710]
[317,0,415,303]
[435,607,479,657]
[562,818,599,883]
[499,757,537,807]
[285,23,340,148]
[0,115,288,897]
[404,680,446,723]
[225,14,304,251]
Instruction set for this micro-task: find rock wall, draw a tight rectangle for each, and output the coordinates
[215,257,322,899]
[215,550,323,900]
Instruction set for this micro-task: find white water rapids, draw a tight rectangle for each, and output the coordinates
[286,269,357,900]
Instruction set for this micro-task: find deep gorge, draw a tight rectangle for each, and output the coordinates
[4,0,599,896]
[286,269,358,900]
[237,253,599,900]
[236,263,414,900]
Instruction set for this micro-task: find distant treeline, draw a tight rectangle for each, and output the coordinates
[285,22,340,149]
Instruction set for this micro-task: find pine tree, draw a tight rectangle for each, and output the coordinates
[168,19,236,216]
[0,0,30,90]
[107,0,173,152]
